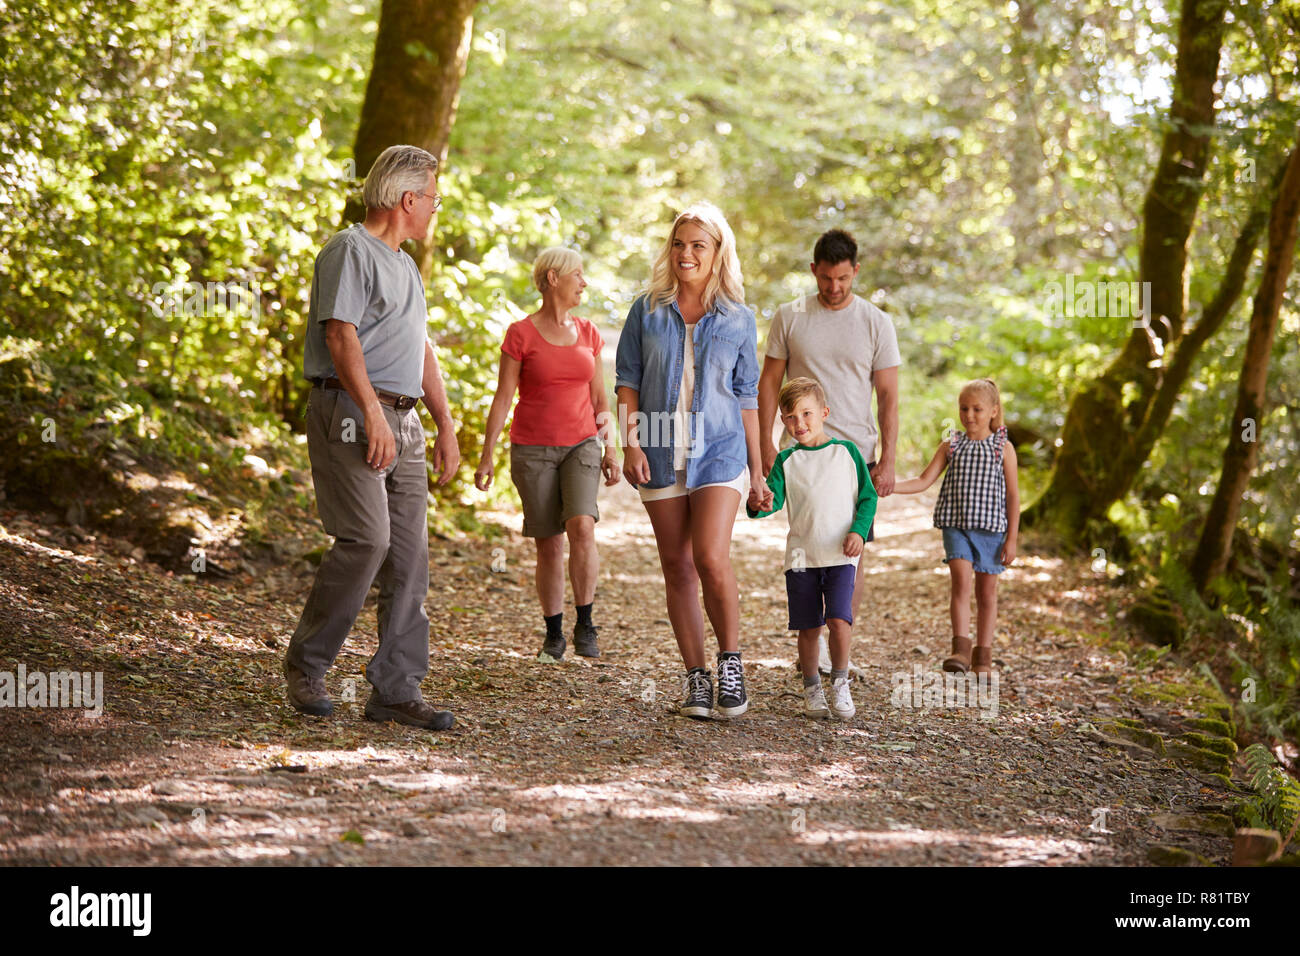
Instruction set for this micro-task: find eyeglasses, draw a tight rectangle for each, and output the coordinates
[417,191,443,212]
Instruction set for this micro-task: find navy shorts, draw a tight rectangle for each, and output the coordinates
[942,527,1006,575]
[786,564,857,629]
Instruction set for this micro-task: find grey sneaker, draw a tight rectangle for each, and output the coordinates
[680,667,713,719]
[715,653,748,718]
[572,621,600,658]
[284,661,333,717]
[364,695,454,731]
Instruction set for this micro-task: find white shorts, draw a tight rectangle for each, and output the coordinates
[639,468,749,503]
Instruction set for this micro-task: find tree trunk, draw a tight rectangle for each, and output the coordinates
[1190,128,1300,595]
[1022,0,1228,543]
[1132,187,1275,470]
[343,0,478,279]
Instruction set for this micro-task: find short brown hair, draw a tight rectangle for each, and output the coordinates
[778,377,826,413]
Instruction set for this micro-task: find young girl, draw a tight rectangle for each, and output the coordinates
[894,379,1019,675]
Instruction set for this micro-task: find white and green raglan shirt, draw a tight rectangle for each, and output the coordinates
[747,438,878,571]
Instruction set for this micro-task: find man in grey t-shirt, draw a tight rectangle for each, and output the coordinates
[759,229,900,672]
[284,145,461,730]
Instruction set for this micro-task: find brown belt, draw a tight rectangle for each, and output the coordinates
[314,377,419,411]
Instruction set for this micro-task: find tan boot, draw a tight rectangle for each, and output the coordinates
[942,636,972,674]
[284,661,333,717]
[971,645,993,675]
[364,695,454,730]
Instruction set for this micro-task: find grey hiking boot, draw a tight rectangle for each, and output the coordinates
[572,621,600,658]
[364,695,454,731]
[284,661,333,717]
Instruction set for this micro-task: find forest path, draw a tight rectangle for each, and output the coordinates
[0,478,1238,865]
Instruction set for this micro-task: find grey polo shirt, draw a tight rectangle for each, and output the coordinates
[302,223,428,397]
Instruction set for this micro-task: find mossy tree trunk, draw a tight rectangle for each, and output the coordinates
[1191,128,1300,595]
[1023,0,1229,544]
[342,0,479,279]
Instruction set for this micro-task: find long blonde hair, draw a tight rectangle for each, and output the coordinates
[960,378,1005,429]
[644,202,744,312]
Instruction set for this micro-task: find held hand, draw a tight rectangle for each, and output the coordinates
[622,446,651,486]
[474,455,494,491]
[431,427,461,487]
[870,459,896,497]
[999,537,1017,566]
[601,450,621,486]
[750,472,773,512]
[365,412,397,471]
[761,441,777,479]
[843,532,864,558]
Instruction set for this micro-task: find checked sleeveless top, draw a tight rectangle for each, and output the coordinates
[933,426,1008,533]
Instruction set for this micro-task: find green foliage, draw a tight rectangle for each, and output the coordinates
[1,0,1299,659]
[0,0,372,420]
[1224,593,1300,743]
[1240,743,1300,842]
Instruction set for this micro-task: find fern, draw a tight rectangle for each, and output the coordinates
[1242,743,1300,847]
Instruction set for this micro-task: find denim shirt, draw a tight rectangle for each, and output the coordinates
[614,294,759,489]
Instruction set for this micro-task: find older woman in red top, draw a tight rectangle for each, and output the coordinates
[476,248,620,661]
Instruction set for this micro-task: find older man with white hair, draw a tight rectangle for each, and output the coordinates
[284,144,460,730]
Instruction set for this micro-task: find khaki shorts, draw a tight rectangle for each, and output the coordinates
[510,436,602,538]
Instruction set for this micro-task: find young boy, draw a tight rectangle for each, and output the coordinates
[748,377,878,719]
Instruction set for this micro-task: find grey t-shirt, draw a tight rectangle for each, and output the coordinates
[765,293,901,462]
[303,223,428,397]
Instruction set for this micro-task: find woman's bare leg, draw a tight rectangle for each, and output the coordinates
[535,534,566,617]
[564,514,597,606]
[688,486,742,653]
[644,496,706,669]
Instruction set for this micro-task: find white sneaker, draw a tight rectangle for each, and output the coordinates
[830,676,856,720]
[804,682,829,719]
[818,631,833,675]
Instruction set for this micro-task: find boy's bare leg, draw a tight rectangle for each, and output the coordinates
[797,628,824,681]
[818,560,864,672]
[826,618,851,671]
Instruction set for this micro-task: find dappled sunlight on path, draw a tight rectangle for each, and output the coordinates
[0,473,1240,865]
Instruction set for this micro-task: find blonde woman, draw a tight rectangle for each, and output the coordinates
[477,248,620,661]
[615,203,771,719]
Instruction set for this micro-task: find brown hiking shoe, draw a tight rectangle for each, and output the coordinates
[284,661,333,716]
[364,695,454,731]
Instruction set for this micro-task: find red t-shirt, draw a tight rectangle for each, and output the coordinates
[502,316,605,447]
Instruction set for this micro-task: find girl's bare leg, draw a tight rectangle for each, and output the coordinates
[974,572,998,648]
